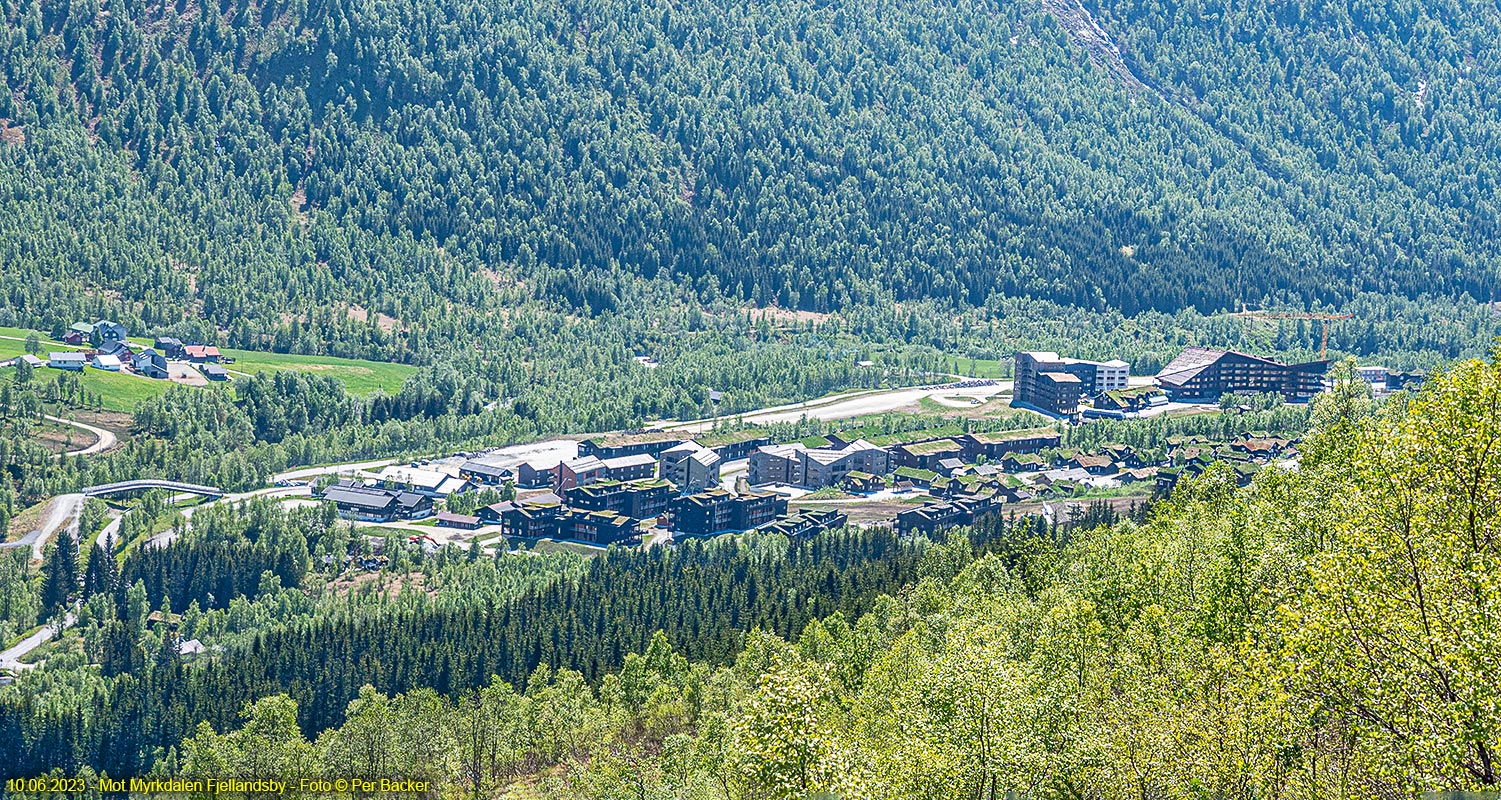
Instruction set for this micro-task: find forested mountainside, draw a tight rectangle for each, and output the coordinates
[2,0,1500,355]
[3,355,1498,796]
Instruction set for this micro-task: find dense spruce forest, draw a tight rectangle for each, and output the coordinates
[2,0,1500,383]
[3,0,1501,794]
[0,355,1496,797]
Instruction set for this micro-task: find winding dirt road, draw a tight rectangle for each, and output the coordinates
[45,415,117,456]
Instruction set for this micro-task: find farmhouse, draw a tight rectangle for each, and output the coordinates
[199,363,230,381]
[133,349,169,379]
[64,323,94,345]
[1066,453,1116,474]
[154,337,186,358]
[184,345,222,363]
[96,339,134,359]
[48,352,87,371]
[91,320,128,345]
[91,354,123,371]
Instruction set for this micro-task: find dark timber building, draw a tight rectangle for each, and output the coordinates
[1154,347,1328,401]
[1013,352,1129,416]
[671,489,788,536]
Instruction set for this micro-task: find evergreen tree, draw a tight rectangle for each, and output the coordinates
[40,531,79,614]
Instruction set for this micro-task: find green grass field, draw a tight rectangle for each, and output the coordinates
[2,327,414,404]
[0,326,67,345]
[77,368,175,411]
[0,334,77,360]
[223,348,416,396]
[0,336,174,411]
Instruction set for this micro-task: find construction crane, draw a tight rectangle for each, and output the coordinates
[1231,310,1353,360]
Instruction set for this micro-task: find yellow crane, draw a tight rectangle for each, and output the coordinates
[1231,310,1352,360]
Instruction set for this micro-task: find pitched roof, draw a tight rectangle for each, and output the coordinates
[325,486,398,510]
[900,438,963,456]
[460,460,508,478]
[602,453,657,470]
[395,491,429,508]
[562,455,606,474]
[803,448,851,465]
[1155,347,1287,387]
[756,443,806,460]
[972,428,1059,444]
[48,352,86,363]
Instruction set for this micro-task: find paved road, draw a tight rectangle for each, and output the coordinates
[95,514,122,550]
[0,613,75,672]
[272,458,399,483]
[658,382,1012,434]
[146,485,313,548]
[662,375,1157,433]
[0,494,84,559]
[44,415,118,456]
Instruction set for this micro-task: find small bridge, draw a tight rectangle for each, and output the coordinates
[82,480,224,500]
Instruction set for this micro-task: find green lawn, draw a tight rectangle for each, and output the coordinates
[77,368,175,411]
[222,348,416,396]
[0,336,79,360]
[1,336,173,411]
[0,326,67,345]
[2,327,414,401]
